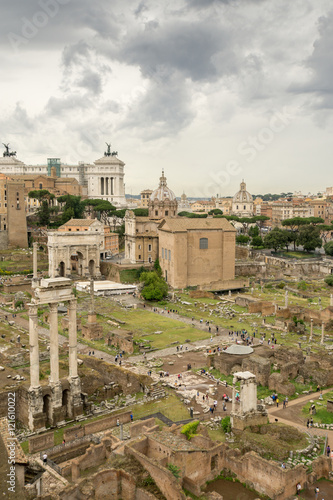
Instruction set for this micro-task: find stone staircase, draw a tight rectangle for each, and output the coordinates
[149,387,166,399]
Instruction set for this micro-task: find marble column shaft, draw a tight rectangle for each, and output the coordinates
[49,303,59,384]
[29,305,39,388]
[309,319,313,341]
[68,299,78,378]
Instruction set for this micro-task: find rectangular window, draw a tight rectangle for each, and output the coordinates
[138,255,141,260]
[168,250,171,261]
[162,248,164,259]
[148,244,152,251]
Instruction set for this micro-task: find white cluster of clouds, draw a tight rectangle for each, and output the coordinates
[0,0,332,196]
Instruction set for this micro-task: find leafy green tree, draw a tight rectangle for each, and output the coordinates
[249,225,259,237]
[324,241,333,256]
[296,225,322,252]
[134,208,149,216]
[208,208,223,215]
[281,217,310,250]
[29,189,55,226]
[153,258,162,277]
[39,200,50,226]
[264,228,288,253]
[251,236,263,247]
[57,195,85,223]
[236,235,250,245]
[221,416,231,433]
[140,271,168,301]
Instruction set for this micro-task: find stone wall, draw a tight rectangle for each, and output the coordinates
[222,446,307,500]
[125,440,187,500]
[28,432,54,453]
[71,435,113,480]
[84,411,131,435]
[130,418,158,439]
[0,231,8,250]
[327,400,333,413]
[241,355,271,386]
[235,262,266,276]
[63,424,85,442]
[60,468,139,500]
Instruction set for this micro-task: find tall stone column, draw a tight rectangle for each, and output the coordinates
[33,242,38,280]
[321,321,325,344]
[309,318,313,342]
[285,290,288,307]
[66,246,71,275]
[49,303,59,384]
[85,245,89,276]
[68,298,83,418]
[68,299,78,379]
[231,377,236,415]
[29,304,39,389]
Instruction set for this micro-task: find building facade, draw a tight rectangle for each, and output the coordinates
[148,170,178,218]
[158,218,236,289]
[232,181,254,217]
[0,146,127,207]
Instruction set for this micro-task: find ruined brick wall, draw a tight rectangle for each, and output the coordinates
[221,446,307,500]
[242,355,271,386]
[84,411,131,435]
[28,432,54,453]
[130,418,156,439]
[71,437,112,481]
[60,468,137,500]
[125,442,186,500]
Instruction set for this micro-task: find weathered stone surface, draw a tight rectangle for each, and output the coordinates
[268,373,295,397]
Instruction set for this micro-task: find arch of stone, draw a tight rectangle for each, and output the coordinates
[47,231,102,279]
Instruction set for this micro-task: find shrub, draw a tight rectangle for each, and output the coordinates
[297,280,307,291]
[221,416,231,433]
[167,463,181,478]
[181,421,199,440]
[325,276,333,287]
[276,282,285,289]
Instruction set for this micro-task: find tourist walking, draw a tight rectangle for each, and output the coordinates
[43,453,47,464]
[327,444,331,457]
[314,486,319,499]
[296,482,301,495]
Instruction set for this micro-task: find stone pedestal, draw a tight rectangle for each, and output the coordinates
[82,314,103,340]
[28,386,45,431]
[68,376,83,418]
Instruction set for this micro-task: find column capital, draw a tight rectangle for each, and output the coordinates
[49,302,58,312]
[29,304,38,315]
[68,298,77,310]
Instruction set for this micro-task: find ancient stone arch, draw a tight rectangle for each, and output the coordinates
[47,230,103,278]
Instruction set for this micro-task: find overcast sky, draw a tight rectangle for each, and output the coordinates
[1,0,333,197]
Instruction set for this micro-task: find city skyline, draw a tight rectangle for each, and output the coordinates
[1,0,332,196]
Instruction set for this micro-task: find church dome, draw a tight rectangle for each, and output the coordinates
[233,181,253,203]
[150,170,176,202]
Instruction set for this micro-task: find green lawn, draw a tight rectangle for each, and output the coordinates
[302,391,333,424]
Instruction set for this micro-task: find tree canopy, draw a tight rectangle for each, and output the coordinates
[264,228,288,252]
[296,225,322,252]
[140,271,168,301]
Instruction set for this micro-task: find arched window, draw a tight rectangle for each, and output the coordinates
[200,238,208,249]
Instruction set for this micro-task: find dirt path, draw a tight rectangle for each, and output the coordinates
[267,389,333,442]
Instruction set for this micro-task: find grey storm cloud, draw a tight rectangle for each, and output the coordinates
[116,19,236,82]
[120,71,195,139]
[288,9,333,115]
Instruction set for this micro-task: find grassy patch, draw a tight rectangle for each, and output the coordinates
[230,423,308,461]
[302,392,333,424]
